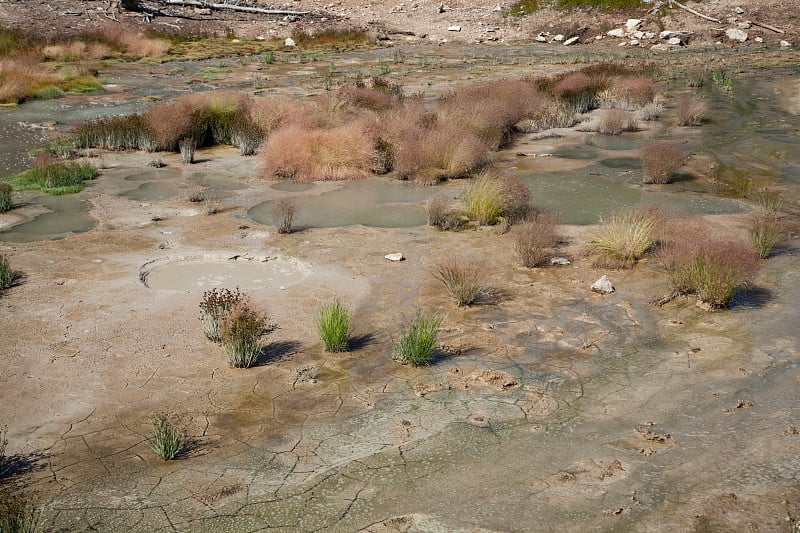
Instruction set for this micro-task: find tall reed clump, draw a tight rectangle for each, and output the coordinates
[549,71,604,113]
[73,115,155,151]
[462,172,530,225]
[221,301,268,368]
[641,140,684,184]
[435,259,485,306]
[0,256,14,292]
[748,214,782,259]
[178,137,195,164]
[199,288,244,342]
[147,413,184,461]
[317,298,351,352]
[587,207,659,269]
[273,197,298,234]
[675,96,710,126]
[512,212,561,267]
[0,182,12,213]
[392,312,443,366]
[661,238,760,308]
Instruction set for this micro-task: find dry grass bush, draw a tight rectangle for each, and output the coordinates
[0,182,12,213]
[602,77,657,109]
[42,41,110,61]
[642,140,684,184]
[588,207,660,269]
[249,94,305,134]
[94,24,170,58]
[581,109,638,135]
[634,99,663,122]
[516,95,576,132]
[426,196,466,231]
[748,214,782,259]
[435,259,486,306]
[221,301,269,368]
[0,56,60,103]
[260,122,376,181]
[661,237,760,308]
[436,80,540,150]
[74,114,155,151]
[513,212,561,267]
[274,197,298,234]
[550,71,603,113]
[675,96,710,126]
[392,123,490,183]
[462,171,531,225]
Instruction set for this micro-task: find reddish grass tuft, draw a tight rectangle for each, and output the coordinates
[512,212,561,267]
[641,140,684,184]
[661,237,760,308]
[259,122,376,181]
[675,96,710,126]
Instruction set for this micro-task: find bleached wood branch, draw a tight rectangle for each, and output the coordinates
[750,20,784,34]
[162,0,309,16]
[668,0,721,24]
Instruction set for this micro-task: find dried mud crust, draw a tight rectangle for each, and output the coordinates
[0,0,797,45]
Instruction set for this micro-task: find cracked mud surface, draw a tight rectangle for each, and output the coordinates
[0,45,799,533]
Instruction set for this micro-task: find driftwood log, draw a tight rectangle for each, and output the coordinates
[117,0,309,16]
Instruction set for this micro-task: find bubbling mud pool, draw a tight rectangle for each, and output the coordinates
[140,255,310,291]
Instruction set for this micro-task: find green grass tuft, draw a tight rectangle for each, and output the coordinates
[147,414,184,461]
[317,298,351,352]
[221,301,268,368]
[392,312,442,366]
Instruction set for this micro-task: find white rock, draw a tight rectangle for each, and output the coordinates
[737,21,751,29]
[650,43,670,51]
[551,257,571,265]
[607,28,627,38]
[385,253,404,261]
[625,18,642,32]
[630,39,640,46]
[668,37,683,46]
[553,34,565,42]
[726,28,748,42]
[735,6,745,14]
[448,25,462,32]
[284,37,296,47]
[535,34,548,42]
[660,30,675,39]
[563,36,580,46]
[644,32,656,39]
[780,40,792,47]
[591,275,615,294]
[755,36,763,43]
[595,35,604,40]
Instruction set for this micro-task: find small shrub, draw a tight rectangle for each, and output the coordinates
[0,425,6,471]
[274,197,297,234]
[513,212,561,267]
[317,298,351,352]
[608,77,657,109]
[551,71,602,113]
[199,288,243,342]
[392,312,442,366]
[0,182,11,212]
[754,189,783,213]
[0,489,38,533]
[0,256,14,291]
[641,140,684,184]
[221,301,268,368]
[675,96,710,126]
[588,208,659,269]
[634,99,663,122]
[748,214,782,259]
[436,259,485,306]
[462,172,531,225]
[147,414,184,461]
[179,137,195,164]
[592,109,638,135]
[662,238,759,308]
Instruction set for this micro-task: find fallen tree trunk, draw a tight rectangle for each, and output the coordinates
[161,0,309,16]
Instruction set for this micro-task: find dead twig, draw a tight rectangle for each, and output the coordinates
[750,20,785,34]
[162,0,309,16]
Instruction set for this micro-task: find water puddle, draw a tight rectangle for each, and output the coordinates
[120,181,179,201]
[584,134,641,151]
[271,182,316,192]
[124,169,183,182]
[0,116,50,179]
[249,179,439,229]
[521,169,747,224]
[0,195,95,242]
[552,146,598,160]
[599,157,641,169]
[141,255,310,291]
